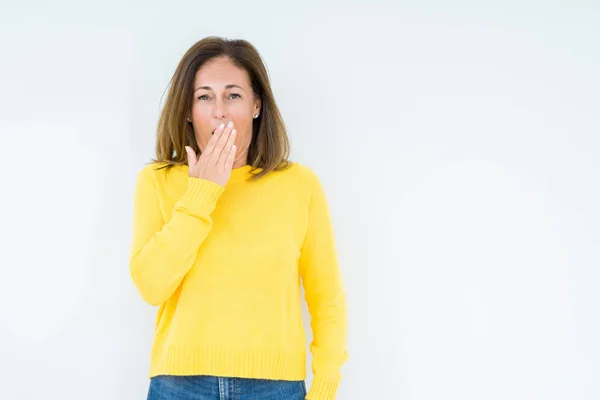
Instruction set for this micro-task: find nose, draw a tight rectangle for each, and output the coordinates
[213,97,228,121]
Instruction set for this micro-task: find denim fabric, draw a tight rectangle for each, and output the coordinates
[147,375,306,400]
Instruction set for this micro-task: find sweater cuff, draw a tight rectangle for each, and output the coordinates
[306,375,340,400]
[174,177,225,216]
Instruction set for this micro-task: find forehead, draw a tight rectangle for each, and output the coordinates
[194,58,250,88]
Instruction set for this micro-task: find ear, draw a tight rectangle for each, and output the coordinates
[253,97,261,115]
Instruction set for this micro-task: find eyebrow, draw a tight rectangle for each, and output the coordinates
[194,84,245,93]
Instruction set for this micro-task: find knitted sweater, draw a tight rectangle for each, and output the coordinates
[129,161,348,400]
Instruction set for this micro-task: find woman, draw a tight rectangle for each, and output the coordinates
[129,36,348,400]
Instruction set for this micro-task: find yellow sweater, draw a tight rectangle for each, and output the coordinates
[129,161,348,400]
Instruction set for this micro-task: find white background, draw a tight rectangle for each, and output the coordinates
[1,1,598,399]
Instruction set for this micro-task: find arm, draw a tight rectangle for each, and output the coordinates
[129,166,225,306]
[299,171,349,400]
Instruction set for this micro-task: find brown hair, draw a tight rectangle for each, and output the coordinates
[149,36,291,180]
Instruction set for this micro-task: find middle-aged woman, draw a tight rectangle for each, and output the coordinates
[129,36,348,400]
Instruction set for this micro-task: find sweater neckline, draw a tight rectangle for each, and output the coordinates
[228,164,254,184]
[177,164,257,184]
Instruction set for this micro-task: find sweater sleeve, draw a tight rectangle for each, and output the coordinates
[299,170,349,400]
[129,166,225,306]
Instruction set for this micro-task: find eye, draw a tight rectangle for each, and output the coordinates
[197,94,240,100]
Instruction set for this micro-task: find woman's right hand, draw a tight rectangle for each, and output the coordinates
[184,121,237,187]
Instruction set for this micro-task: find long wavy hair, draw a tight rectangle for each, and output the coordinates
[150,36,291,180]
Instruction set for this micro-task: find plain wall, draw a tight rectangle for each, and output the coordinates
[1,1,598,399]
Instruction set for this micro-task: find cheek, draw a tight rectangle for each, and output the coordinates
[195,130,212,151]
[234,122,253,145]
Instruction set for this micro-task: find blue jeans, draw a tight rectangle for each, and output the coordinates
[147,375,307,400]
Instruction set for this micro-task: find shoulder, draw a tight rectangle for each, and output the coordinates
[283,161,320,185]
[280,161,327,199]
[135,162,161,183]
[136,161,184,182]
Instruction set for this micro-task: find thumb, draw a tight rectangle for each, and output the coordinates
[185,146,197,167]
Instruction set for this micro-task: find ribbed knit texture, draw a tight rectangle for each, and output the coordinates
[129,161,348,400]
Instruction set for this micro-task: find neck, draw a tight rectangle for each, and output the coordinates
[232,153,249,169]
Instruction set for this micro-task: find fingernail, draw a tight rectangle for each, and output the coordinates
[219,123,225,129]
[227,121,234,128]
[231,129,236,135]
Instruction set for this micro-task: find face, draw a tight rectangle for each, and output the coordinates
[189,57,261,159]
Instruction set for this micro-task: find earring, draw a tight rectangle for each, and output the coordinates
[253,114,259,119]
[187,117,192,122]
